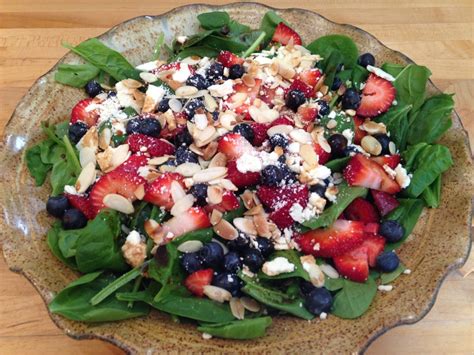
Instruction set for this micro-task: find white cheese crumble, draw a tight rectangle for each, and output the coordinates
[172,64,191,83]
[176,35,188,44]
[383,164,397,179]
[208,80,234,97]
[342,128,354,145]
[202,333,213,340]
[319,312,328,320]
[126,230,142,245]
[135,61,159,71]
[289,203,316,223]
[236,152,263,173]
[145,85,166,104]
[378,285,394,292]
[403,269,412,275]
[288,142,301,154]
[262,257,295,276]
[308,165,332,180]
[328,111,337,119]
[64,185,80,195]
[394,164,411,188]
[366,65,396,82]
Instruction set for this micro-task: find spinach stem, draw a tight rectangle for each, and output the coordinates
[329,94,340,109]
[127,275,143,308]
[41,122,64,146]
[152,33,165,60]
[62,135,82,174]
[242,31,266,58]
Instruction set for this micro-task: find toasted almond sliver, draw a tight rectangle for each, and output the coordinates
[233,217,257,235]
[290,129,313,144]
[242,74,255,87]
[171,194,195,217]
[99,127,112,150]
[202,141,218,161]
[317,134,332,153]
[189,144,204,156]
[139,71,159,83]
[267,124,293,137]
[175,163,201,177]
[203,93,218,112]
[210,209,223,226]
[175,85,198,97]
[230,297,245,320]
[320,263,340,279]
[301,255,325,287]
[121,78,142,89]
[75,162,96,193]
[110,144,130,168]
[241,190,256,210]
[79,146,96,168]
[253,213,271,238]
[134,184,145,200]
[209,152,227,168]
[203,285,232,303]
[194,126,217,148]
[361,135,382,156]
[244,204,264,216]
[207,185,223,204]
[177,240,204,253]
[170,180,186,203]
[103,194,134,214]
[148,155,172,165]
[240,297,261,313]
[193,167,227,183]
[213,219,238,240]
[361,121,387,135]
[219,178,238,191]
[300,144,318,167]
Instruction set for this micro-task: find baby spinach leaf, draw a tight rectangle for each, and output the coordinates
[302,183,368,229]
[375,104,412,151]
[422,175,442,208]
[58,229,81,258]
[197,11,230,29]
[350,64,369,89]
[260,10,286,46]
[393,64,431,114]
[173,30,215,51]
[402,142,429,171]
[152,32,165,60]
[46,222,78,269]
[174,46,220,60]
[55,63,100,88]
[319,111,355,135]
[50,158,78,195]
[331,276,377,319]
[319,49,344,86]
[25,143,52,186]
[200,30,265,54]
[380,263,406,284]
[258,250,309,281]
[324,277,345,291]
[381,63,405,78]
[197,317,272,339]
[307,34,359,69]
[325,156,350,172]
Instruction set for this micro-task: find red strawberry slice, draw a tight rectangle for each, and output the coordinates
[271,116,294,127]
[298,68,323,88]
[218,133,255,160]
[333,246,369,283]
[226,160,260,188]
[259,85,280,106]
[371,190,400,216]
[251,123,269,146]
[288,78,314,98]
[313,142,331,165]
[257,184,308,210]
[371,154,401,170]
[184,269,214,297]
[272,22,302,46]
[356,74,396,117]
[269,204,295,229]
[344,197,380,223]
[364,222,380,235]
[353,116,366,144]
[205,190,240,213]
[127,133,175,157]
[229,79,262,118]
[217,50,244,68]
[70,98,99,127]
[363,234,386,267]
[65,193,96,220]
[89,155,148,213]
[344,154,401,194]
[159,124,186,140]
[161,207,211,238]
[297,105,318,126]
[143,172,185,210]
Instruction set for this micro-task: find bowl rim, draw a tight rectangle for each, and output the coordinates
[1,2,473,354]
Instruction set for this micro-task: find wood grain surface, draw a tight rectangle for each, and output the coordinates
[0,1,472,354]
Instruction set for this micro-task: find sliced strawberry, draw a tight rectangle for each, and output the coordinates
[226,160,260,188]
[287,78,314,98]
[344,154,401,194]
[270,116,294,127]
[297,220,366,258]
[70,98,99,127]
[257,184,308,210]
[217,133,255,160]
[344,197,379,223]
[356,74,396,117]
[297,104,318,126]
[362,234,386,267]
[364,222,380,235]
[217,50,244,68]
[89,155,148,213]
[229,79,262,118]
[64,193,95,220]
[159,124,186,140]
[298,68,323,88]
[127,133,176,157]
[371,154,401,170]
[313,142,331,165]
[353,116,366,144]
[269,204,295,229]
[161,207,211,238]
[251,123,269,146]
[259,85,280,106]
[333,246,369,283]
[184,269,214,297]
[272,22,302,46]
[143,172,185,210]
[371,190,400,216]
[205,190,240,213]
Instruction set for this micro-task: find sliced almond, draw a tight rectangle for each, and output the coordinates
[75,162,96,193]
[209,152,227,168]
[267,124,293,137]
[202,141,218,161]
[175,85,199,97]
[320,263,340,279]
[121,79,142,89]
[317,134,331,153]
[289,129,312,144]
[177,240,203,253]
[244,204,264,216]
[210,209,223,226]
[110,144,130,169]
[361,135,382,156]
[99,127,112,150]
[253,213,272,238]
[103,193,134,214]
[170,180,186,202]
[219,178,238,191]
[203,285,232,303]
[189,143,204,156]
[148,155,172,165]
[168,98,182,112]
[193,167,227,183]
[170,194,195,217]
[213,218,238,240]
[79,147,97,168]
[139,71,158,83]
[144,219,165,244]
[227,93,247,110]
[242,74,255,87]
[175,163,201,177]
[389,141,397,155]
[241,190,256,210]
[207,185,223,204]
[134,184,145,200]
[301,255,325,287]
[240,297,261,312]
[300,144,318,167]
[78,126,98,150]
[361,120,387,135]
[203,93,218,112]
[233,217,257,235]
[230,297,245,320]
[194,125,217,147]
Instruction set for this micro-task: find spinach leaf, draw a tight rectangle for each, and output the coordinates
[64,39,140,81]
[375,104,412,150]
[197,317,272,339]
[422,175,442,208]
[381,63,405,78]
[200,30,265,54]
[307,34,359,69]
[258,250,309,281]
[260,10,286,46]
[49,272,149,322]
[25,143,53,186]
[152,33,165,60]
[197,11,230,29]
[173,30,215,51]
[302,183,368,229]
[319,111,355,135]
[319,49,344,87]
[55,63,100,88]
[174,46,220,60]
[50,158,77,195]
[325,157,350,172]
[46,222,78,269]
[350,64,369,89]
[406,94,454,145]
[324,277,345,291]
[58,228,81,258]
[331,276,377,319]
[380,263,406,284]
[393,64,431,114]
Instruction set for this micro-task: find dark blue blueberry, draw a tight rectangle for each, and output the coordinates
[343,145,359,157]
[190,183,208,206]
[180,252,203,274]
[199,242,224,269]
[139,118,162,137]
[328,134,348,158]
[269,134,289,149]
[46,195,70,218]
[285,89,306,112]
[229,64,244,79]
[212,111,219,121]
[242,248,264,272]
[186,74,210,90]
[163,159,177,166]
[227,235,250,252]
[309,183,327,197]
[261,165,282,187]
[357,53,376,68]
[373,134,391,155]
[62,208,87,230]
[126,118,142,135]
[331,76,342,91]
[157,98,170,112]
[341,88,361,110]
[256,237,274,258]
[176,145,199,164]
[232,123,254,143]
[68,121,89,144]
[376,251,400,272]
[212,272,242,296]
[280,165,297,183]
[107,91,117,98]
[317,100,330,117]
[184,99,204,118]
[207,62,224,81]
[379,220,405,243]
[223,251,242,273]
[299,280,316,296]
[304,288,333,315]
[85,80,102,97]
[174,129,193,147]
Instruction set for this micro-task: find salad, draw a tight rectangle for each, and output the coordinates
[26,10,454,340]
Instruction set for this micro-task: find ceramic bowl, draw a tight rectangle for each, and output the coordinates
[1,3,473,354]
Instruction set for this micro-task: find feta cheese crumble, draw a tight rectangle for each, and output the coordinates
[262,257,295,276]
[394,164,411,188]
[236,153,263,173]
[366,65,396,82]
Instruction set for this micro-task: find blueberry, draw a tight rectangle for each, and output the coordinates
[46,195,70,218]
[256,237,274,258]
[376,251,400,272]
[269,134,289,149]
[229,64,244,79]
[227,235,250,252]
[242,248,264,272]
[126,118,142,135]
[328,134,348,158]
[343,145,359,157]
[280,165,297,183]
[107,91,117,98]
[190,183,208,206]
[68,122,89,144]
[310,183,327,197]
[223,251,242,273]
[261,165,282,187]
[285,89,306,112]
[180,252,203,274]
[207,62,224,81]
[163,159,177,166]
[232,123,254,143]
[212,272,242,296]
[304,288,333,315]
[379,220,405,243]
[331,76,342,91]
[175,146,198,164]
[317,100,330,117]
[299,280,316,295]
[341,88,361,110]
[186,74,210,90]
[62,208,87,230]
[85,80,102,97]
[184,99,204,118]
[199,242,224,269]
[357,53,376,68]
[174,129,193,147]
[373,134,391,155]
[140,118,162,137]
[157,98,170,112]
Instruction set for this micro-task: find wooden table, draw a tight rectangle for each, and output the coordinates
[0,1,472,353]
